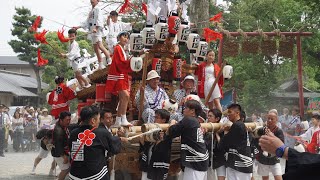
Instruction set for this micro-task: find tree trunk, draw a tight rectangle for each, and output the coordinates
[31,63,42,106]
[189,0,210,35]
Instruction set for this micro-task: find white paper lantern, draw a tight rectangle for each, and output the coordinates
[129,30,143,53]
[177,21,190,44]
[161,99,178,114]
[187,32,200,53]
[130,56,143,72]
[223,65,233,79]
[154,16,168,43]
[141,24,156,49]
[185,94,201,103]
[195,38,208,60]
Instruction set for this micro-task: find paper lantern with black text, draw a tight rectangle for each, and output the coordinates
[129,29,143,53]
[187,32,200,53]
[177,21,190,44]
[152,54,162,76]
[173,55,184,81]
[154,16,168,43]
[168,12,181,37]
[141,23,156,49]
[195,38,208,61]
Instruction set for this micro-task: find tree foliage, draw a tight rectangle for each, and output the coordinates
[220,0,320,113]
[8,7,43,105]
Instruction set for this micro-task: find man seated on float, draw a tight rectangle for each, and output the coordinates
[135,70,169,123]
[173,75,208,121]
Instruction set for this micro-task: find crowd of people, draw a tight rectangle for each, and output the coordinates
[0,105,57,155]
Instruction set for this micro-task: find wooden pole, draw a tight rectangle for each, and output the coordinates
[141,122,258,133]
[218,38,224,65]
[205,61,226,105]
[138,52,149,122]
[296,35,304,118]
[47,43,61,55]
[225,32,312,37]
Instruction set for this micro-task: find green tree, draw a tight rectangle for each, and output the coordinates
[8,7,43,105]
[220,0,319,113]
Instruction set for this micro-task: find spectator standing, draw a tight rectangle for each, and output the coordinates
[38,108,53,129]
[0,105,7,157]
[12,110,24,152]
[281,107,301,148]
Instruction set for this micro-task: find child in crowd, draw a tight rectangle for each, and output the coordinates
[166,100,209,180]
[140,109,172,180]
[60,29,91,89]
[219,104,253,180]
[105,31,132,127]
[106,11,133,54]
[306,114,320,153]
[74,0,111,69]
[205,109,226,180]
[298,114,320,143]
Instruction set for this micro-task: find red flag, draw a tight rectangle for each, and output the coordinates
[203,28,223,42]
[142,3,147,16]
[34,29,48,44]
[37,49,48,67]
[57,27,70,43]
[209,12,223,22]
[119,0,132,14]
[29,16,41,32]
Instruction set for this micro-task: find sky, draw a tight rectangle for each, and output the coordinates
[0,0,224,56]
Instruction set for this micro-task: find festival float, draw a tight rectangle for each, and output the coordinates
[63,7,238,180]
[30,0,312,179]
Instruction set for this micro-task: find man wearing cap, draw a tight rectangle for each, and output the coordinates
[135,70,169,123]
[48,76,76,120]
[173,75,208,121]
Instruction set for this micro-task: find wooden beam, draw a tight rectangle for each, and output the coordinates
[225,32,312,37]
[138,53,149,122]
[218,38,224,65]
[296,35,305,118]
